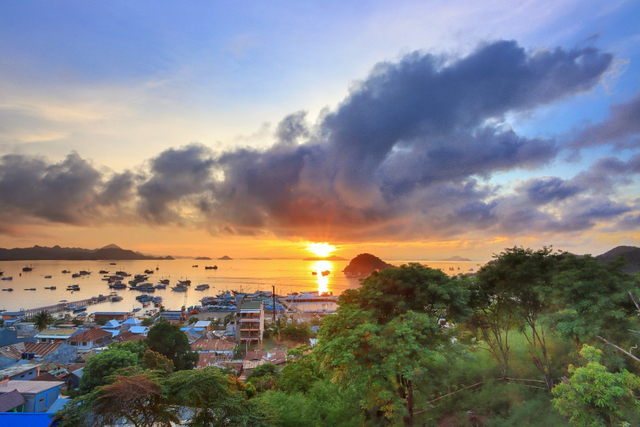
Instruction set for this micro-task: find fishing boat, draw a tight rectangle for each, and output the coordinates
[73,306,87,313]
[111,295,123,302]
[66,284,80,291]
[195,284,210,291]
[61,270,71,273]
[171,286,187,292]
[1,277,13,281]
[110,262,117,265]
[2,288,13,292]
[99,270,109,274]
[24,288,36,291]
[204,265,218,270]
[321,270,330,276]
[45,286,56,290]
[22,265,34,272]
[44,275,52,279]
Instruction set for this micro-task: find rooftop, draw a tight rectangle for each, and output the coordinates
[35,329,77,338]
[0,364,38,378]
[0,380,64,395]
[68,328,112,344]
[0,389,26,413]
[241,301,263,311]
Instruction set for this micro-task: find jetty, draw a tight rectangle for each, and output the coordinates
[15,294,117,319]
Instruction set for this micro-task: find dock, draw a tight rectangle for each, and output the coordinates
[18,294,117,319]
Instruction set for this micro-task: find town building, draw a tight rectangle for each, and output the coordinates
[34,329,77,344]
[67,328,112,352]
[0,379,64,413]
[237,301,264,344]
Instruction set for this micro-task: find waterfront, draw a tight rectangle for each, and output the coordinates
[0,258,483,315]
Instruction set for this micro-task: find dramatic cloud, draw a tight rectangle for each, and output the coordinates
[1,40,637,244]
[572,92,640,149]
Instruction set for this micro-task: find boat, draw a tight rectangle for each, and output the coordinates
[0,271,3,276]
[73,306,87,313]
[155,283,166,290]
[159,279,170,284]
[171,286,187,292]
[99,270,109,274]
[111,295,123,302]
[22,266,33,272]
[204,265,218,270]
[311,271,318,275]
[321,270,330,276]
[2,277,13,281]
[133,307,141,312]
[66,303,77,309]
[2,288,14,291]
[24,288,36,291]
[61,270,71,273]
[110,262,117,265]
[72,273,80,278]
[144,269,154,274]
[192,265,198,268]
[66,284,80,291]
[79,270,91,276]
[109,282,127,289]
[195,284,210,291]
[44,275,52,279]
[45,286,56,290]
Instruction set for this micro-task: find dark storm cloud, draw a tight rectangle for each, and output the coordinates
[137,144,217,224]
[0,152,129,224]
[2,40,634,242]
[572,92,640,149]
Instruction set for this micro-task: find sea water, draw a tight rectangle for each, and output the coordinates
[0,258,483,315]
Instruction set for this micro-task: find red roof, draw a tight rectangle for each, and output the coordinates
[67,328,112,344]
[191,337,237,353]
[114,331,146,343]
[0,342,62,360]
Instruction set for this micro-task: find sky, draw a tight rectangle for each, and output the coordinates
[0,0,639,261]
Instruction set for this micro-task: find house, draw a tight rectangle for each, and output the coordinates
[191,335,236,359]
[237,301,264,344]
[113,331,146,344]
[121,318,142,330]
[100,319,122,330]
[0,379,64,413]
[67,328,112,352]
[158,311,185,323]
[35,329,77,344]
[194,321,212,331]
[0,389,26,412]
[0,364,40,381]
[128,326,149,336]
[93,312,130,322]
[0,342,78,369]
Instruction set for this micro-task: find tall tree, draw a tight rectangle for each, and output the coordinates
[317,263,469,427]
[32,310,55,331]
[79,347,140,394]
[475,246,560,390]
[165,367,273,426]
[147,322,198,371]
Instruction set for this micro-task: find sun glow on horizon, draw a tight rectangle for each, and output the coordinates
[306,242,336,258]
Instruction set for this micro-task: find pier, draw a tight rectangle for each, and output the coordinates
[18,294,117,319]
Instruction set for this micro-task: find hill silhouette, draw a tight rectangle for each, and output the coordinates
[343,253,395,277]
[0,244,173,261]
[596,246,640,273]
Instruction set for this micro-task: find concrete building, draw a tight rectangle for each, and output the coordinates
[67,328,112,352]
[237,301,264,344]
[0,379,64,413]
[35,329,76,344]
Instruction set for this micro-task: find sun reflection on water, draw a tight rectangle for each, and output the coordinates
[313,260,331,294]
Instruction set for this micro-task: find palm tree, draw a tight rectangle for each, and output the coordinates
[32,310,54,331]
[269,316,287,342]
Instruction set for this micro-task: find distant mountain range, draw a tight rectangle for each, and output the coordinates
[440,256,472,262]
[0,244,174,261]
[596,246,640,273]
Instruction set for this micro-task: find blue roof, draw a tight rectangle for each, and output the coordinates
[0,413,56,427]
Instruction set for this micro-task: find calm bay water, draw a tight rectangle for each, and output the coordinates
[0,258,483,315]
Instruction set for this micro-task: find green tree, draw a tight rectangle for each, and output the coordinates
[147,322,198,371]
[166,367,273,426]
[79,347,140,394]
[32,310,55,331]
[475,246,560,390]
[246,363,280,392]
[552,345,640,426]
[57,371,178,427]
[546,254,637,347]
[281,323,311,344]
[142,349,175,375]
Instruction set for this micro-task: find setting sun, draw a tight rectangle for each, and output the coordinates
[306,242,336,258]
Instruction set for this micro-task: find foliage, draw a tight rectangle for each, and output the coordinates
[281,322,312,344]
[258,379,365,427]
[247,362,280,392]
[141,317,155,327]
[147,321,198,370]
[95,317,108,326]
[79,347,140,394]
[165,367,274,426]
[32,310,55,331]
[552,345,640,426]
[109,340,149,358]
[142,349,175,375]
[280,351,322,394]
[188,316,198,325]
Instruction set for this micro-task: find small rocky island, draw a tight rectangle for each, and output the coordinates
[219,255,233,260]
[343,253,395,277]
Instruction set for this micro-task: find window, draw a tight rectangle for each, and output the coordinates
[82,342,87,346]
